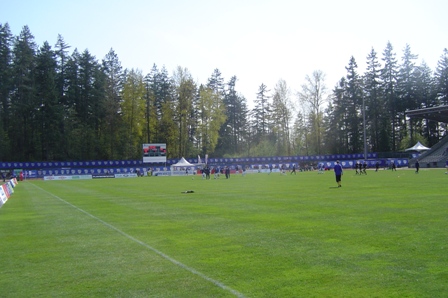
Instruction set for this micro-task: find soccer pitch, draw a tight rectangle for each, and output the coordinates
[1,168,447,297]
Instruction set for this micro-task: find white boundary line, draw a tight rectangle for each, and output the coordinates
[29,182,245,298]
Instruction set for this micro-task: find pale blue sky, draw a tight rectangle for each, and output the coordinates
[2,0,447,107]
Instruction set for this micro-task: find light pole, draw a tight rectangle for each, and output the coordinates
[363,96,367,160]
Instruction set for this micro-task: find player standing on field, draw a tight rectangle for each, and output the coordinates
[334,160,343,188]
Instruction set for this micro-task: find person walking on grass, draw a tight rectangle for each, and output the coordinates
[415,160,420,174]
[391,161,397,171]
[334,160,343,188]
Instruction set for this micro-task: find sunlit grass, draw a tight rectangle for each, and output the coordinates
[1,168,447,297]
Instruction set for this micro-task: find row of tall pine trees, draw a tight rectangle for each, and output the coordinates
[1,23,448,162]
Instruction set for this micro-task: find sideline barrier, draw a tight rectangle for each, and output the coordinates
[43,173,139,180]
[29,159,409,179]
[114,173,138,178]
[1,155,407,179]
[0,178,18,209]
[0,153,380,170]
[0,185,7,208]
[43,175,93,181]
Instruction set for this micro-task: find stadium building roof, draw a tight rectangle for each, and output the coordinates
[406,105,448,123]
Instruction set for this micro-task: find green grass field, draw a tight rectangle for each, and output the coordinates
[1,168,447,297]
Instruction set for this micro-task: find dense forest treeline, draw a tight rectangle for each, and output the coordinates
[1,23,448,162]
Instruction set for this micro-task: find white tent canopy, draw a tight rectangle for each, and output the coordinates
[171,157,194,167]
[405,141,431,152]
[170,157,197,176]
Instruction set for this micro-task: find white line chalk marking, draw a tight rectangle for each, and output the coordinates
[30,182,245,298]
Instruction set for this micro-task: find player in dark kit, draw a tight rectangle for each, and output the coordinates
[355,161,362,175]
[391,161,397,171]
[334,160,343,188]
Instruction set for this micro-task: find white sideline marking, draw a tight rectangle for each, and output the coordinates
[30,183,245,298]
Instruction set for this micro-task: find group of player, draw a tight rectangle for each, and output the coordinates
[201,166,233,179]
[355,161,368,175]
[355,160,395,174]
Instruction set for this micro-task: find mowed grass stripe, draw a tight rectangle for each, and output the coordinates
[1,169,447,297]
[30,181,245,298]
[1,180,243,297]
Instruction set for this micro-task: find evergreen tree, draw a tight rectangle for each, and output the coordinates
[344,56,363,153]
[35,41,62,160]
[215,76,248,156]
[251,83,271,143]
[143,65,175,147]
[397,44,419,148]
[363,48,386,152]
[10,25,37,160]
[322,101,337,155]
[0,23,13,121]
[64,49,81,159]
[143,72,152,143]
[54,34,70,100]
[413,62,438,145]
[435,48,448,104]
[102,48,124,159]
[207,68,225,97]
[90,58,107,158]
[159,66,173,105]
[0,23,13,160]
[154,66,175,146]
[145,64,161,143]
[64,49,105,160]
[173,66,197,157]
[328,78,351,154]
[380,42,399,151]
[433,48,448,142]
[77,50,97,124]
[76,49,103,159]
[53,34,71,159]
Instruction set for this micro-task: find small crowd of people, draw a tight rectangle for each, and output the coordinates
[201,166,232,179]
[1,171,24,182]
[355,161,368,175]
[333,158,424,188]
